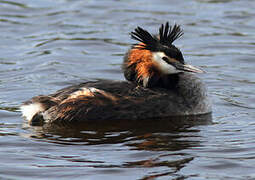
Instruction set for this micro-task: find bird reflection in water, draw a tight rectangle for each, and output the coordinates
[24,114,211,179]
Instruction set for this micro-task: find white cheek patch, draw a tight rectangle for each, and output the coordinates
[152,52,180,74]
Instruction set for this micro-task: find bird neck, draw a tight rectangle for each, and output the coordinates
[146,73,180,89]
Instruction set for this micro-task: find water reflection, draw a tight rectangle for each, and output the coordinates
[28,114,211,145]
[22,114,211,179]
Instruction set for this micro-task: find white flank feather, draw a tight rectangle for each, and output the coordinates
[20,103,44,122]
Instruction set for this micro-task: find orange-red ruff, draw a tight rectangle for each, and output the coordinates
[127,44,160,83]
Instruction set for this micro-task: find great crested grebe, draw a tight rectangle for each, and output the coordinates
[21,22,211,125]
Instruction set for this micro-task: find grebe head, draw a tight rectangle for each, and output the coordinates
[124,22,204,87]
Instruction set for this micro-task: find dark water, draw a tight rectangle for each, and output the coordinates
[1,0,255,179]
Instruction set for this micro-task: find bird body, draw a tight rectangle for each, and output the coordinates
[21,22,212,125]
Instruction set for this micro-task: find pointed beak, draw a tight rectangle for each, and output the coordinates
[182,64,205,73]
[174,63,205,73]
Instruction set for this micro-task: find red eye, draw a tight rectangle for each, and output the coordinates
[162,57,170,64]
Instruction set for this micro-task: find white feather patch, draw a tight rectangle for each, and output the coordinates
[69,87,100,99]
[20,103,44,122]
[143,77,149,87]
[68,87,118,101]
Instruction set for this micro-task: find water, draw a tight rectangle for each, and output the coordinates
[1,0,255,179]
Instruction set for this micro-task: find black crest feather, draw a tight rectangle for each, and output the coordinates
[130,26,158,51]
[130,22,183,51]
[159,22,183,46]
